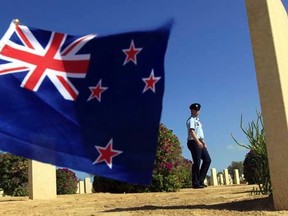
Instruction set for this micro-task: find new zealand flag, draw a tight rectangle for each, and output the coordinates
[0,21,170,185]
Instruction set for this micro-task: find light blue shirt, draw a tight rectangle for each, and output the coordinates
[186,115,204,141]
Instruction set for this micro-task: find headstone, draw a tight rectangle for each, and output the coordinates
[240,174,245,183]
[84,177,92,193]
[210,168,218,186]
[28,160,56,199]
[234,169,240,185]
[228,174,233,185]
[223,169,229,185]
[204,178,208,186]
[246,0,288,210]
[78,180,85,194]
[76,182,80,194]
[219,174,224,185]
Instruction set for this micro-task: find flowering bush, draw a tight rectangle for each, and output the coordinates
[149,123,190,192]
[56,168,78,195]
[178,158,192,188]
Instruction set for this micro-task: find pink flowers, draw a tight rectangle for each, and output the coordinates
[150,124,191,191]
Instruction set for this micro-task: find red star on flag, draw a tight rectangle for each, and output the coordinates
[122,40,142,65]
[87,79,108,102]
[93,139,123,169]
[142,69,161,93]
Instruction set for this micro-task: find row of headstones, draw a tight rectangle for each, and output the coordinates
[0,169,240,197]
[209,168,242,186]
[0,177,93,197]
[77,177,93,194]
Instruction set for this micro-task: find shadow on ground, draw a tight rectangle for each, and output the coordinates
[0,198,27,203]
[104,196,274,213]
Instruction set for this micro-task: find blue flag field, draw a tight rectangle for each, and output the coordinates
[0,21,170,185]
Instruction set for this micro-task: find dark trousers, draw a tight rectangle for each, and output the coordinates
[187,140,211,187]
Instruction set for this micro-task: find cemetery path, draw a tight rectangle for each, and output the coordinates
[0,184,287,215]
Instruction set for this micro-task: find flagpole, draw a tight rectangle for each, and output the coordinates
[13,19,20,25]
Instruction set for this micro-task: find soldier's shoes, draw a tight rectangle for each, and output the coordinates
[192,185,205,189]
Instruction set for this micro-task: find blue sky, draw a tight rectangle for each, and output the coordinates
[1,0,287,180]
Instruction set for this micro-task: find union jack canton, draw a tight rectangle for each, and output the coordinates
[0,21,96,100]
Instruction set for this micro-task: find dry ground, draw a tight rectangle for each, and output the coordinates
[0,184,287,216]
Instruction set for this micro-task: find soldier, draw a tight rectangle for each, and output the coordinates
[186,103,211,188]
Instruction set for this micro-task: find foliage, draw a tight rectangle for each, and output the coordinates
[227,161,243,179]
[232,111,272,195]
[243,150,258,184]
[0,153,28,196]
[178,158,192,188]
[149,123,189,192]
[93,123,192,193]
[93,176,147,193]
[56,168,78,195]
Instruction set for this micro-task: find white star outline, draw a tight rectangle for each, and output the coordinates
[122,40,143,65]
[142,69,161,93]
[87,79,108,102]
[93,138,123,169]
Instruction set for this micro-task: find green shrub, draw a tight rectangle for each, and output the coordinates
[0,153,28,196]
[56,168,78,195]
[233,111,271,195]
[243,151,257,184]
[178,158,192,188]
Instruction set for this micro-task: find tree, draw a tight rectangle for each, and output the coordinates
[0,153,28,196]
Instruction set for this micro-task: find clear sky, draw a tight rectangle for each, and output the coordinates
[1,0,288,180]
